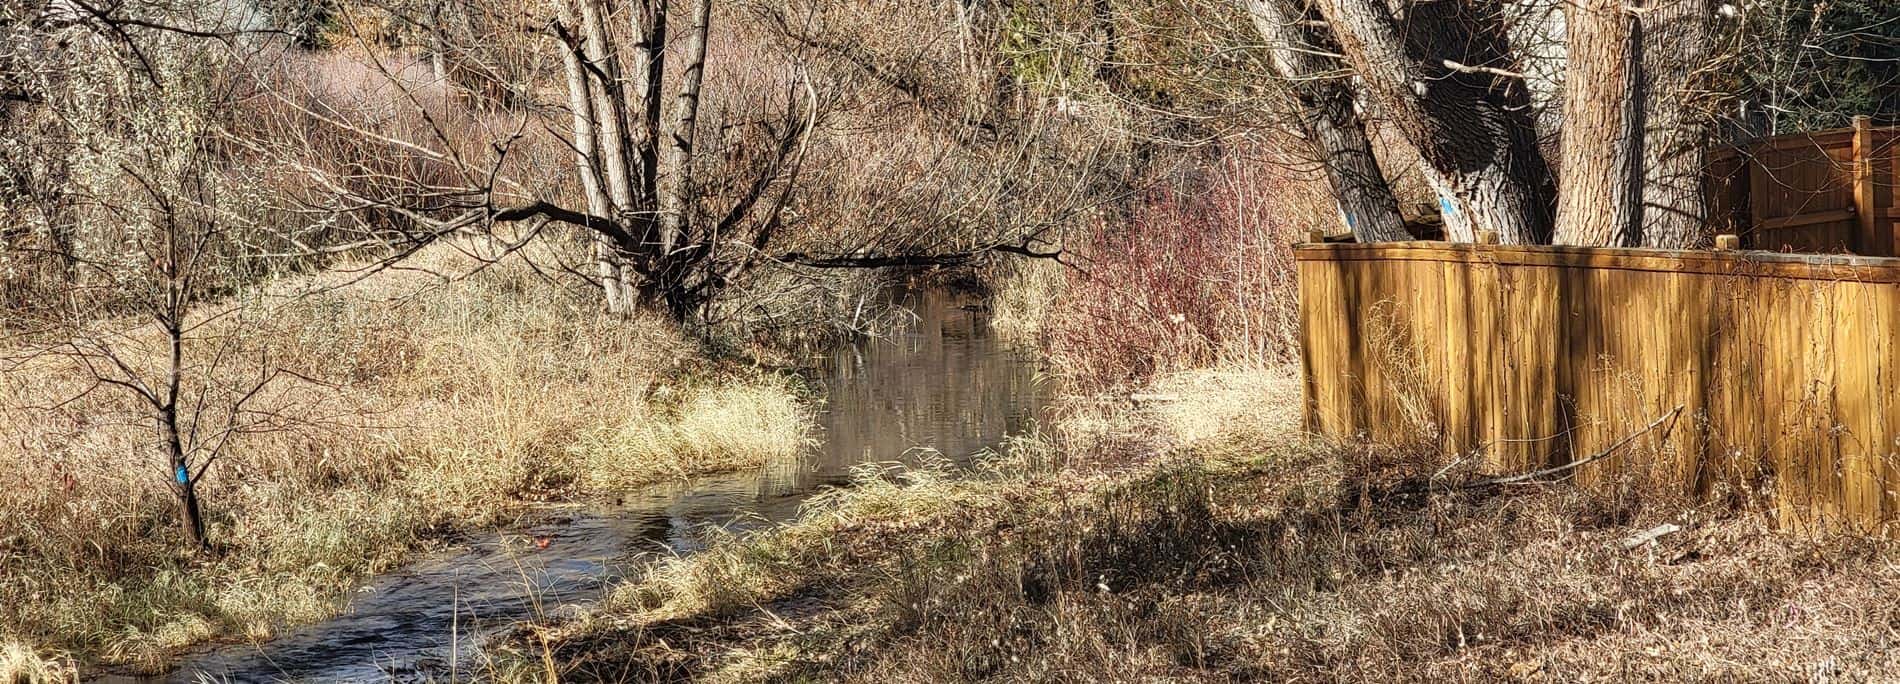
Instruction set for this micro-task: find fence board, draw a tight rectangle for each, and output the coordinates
[1298,241,1900,530]
[1714,119,1900,255]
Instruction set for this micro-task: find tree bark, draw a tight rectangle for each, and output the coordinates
[629,0,667,205]
[1243,0,1410,242]
[558,7,628,313]
[1634,0,1713,248]
[164,406,207,549]
[1312,0,1555,244]
[1552,0,1641,246]
[657,0,710,256]
[162,322,206,549]
[576,0,636,216]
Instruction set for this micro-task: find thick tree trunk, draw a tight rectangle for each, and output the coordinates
[1244,0,1410,243]
[1634,0,1713,248]
[1313,0,1555,244]
[1552,0,1641,246]
[656,0,710,256]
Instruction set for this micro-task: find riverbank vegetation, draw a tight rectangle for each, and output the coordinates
[516,362,1900,681]
[0,245,807,672]
[4,0,1897,679]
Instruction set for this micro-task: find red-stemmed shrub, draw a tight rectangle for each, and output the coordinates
[1047,149,1330,387]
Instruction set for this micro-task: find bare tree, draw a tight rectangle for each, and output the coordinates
[255,0,1076,325]
[0,16,325,548]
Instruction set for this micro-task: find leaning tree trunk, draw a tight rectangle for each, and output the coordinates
[1552,0,1641,246]
[1313,0,1555,244]
[1634,0,1714,248]
[575,0,643,308]
[1244,0,1411,243]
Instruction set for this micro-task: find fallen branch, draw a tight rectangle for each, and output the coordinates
[1375,405,1684,500]
[1619,522,1683,550]
[1475,404,1684,488]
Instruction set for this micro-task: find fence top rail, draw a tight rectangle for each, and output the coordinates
[1294,241,1900,283]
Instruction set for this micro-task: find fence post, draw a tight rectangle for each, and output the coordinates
[1477,230,1499,245]
[1306,229,1326,244]
[1853,115,1878,254]
[1715,234,1741,250]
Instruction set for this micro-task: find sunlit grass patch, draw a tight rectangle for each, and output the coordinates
[0,640,73,684]
[571,383,812,490]
[605,455,1009,622]
[1146,364,1302,452]
[528,363,1900,683]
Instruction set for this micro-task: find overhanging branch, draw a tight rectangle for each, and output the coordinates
[491,201,637,248]
[777,239,1065,269]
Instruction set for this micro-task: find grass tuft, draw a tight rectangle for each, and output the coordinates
[0,640,73,684]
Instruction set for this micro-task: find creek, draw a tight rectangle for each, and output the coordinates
[135,288,1046,682]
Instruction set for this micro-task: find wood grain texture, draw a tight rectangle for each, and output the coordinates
[1711,123,1898,255]
[1298,241,1900,531]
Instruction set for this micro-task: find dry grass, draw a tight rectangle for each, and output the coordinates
[985,257,1066,346]
[570,384,812,490]
[0,640,74,684]
[0,242,808,673]
[522,364,1900,683]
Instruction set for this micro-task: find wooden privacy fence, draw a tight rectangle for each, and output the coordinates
[1297,241,1900,531]
[1709,117,1900,255]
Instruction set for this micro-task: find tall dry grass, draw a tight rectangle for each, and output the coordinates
[0,242,807,672]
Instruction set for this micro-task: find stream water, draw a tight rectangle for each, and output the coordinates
[133,289,1047,683]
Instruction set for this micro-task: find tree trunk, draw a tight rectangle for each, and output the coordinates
[1243,0,1410,243]
[656,0,710,256]
[1552,0,1641,246]
[558,5,628,313]
[1313,0,1555,244]
[1634,0,1713,248]
[629,0,667,205]
[576,0,637,216]
[164,407,207,549]
[162,324,206,549]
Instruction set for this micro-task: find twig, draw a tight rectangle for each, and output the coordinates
[1441,59,1527,80]
[1375,405,1684,500]
[1475,404,1684,488]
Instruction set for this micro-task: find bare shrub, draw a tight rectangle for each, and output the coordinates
[1045,148,1327,387]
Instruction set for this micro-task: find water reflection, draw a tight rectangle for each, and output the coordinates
[142,288,1046,683]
